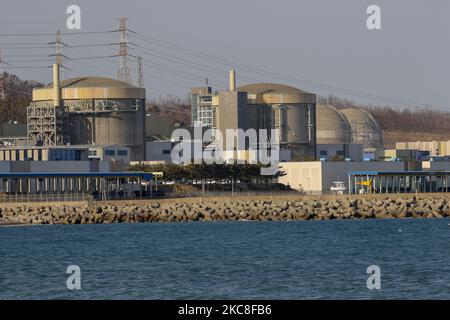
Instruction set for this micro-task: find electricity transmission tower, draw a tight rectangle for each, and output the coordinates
[49,30,69,80]
[117,17,131,84]
[137,56,144,87]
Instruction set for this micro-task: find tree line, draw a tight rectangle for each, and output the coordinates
[319,94,450,134]
[0,73,43,124]
[128,163,286,185]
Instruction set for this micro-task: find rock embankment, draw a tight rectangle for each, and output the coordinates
[1,195,450,225]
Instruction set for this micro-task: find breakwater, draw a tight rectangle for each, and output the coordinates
[1,194,450,225]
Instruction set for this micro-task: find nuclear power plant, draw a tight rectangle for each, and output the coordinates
[316,105,352,145]
[30,65,146,160]
[4,33,441,198]
[237,82,316,159]
[340,108,383,149]
[190,71,317,160]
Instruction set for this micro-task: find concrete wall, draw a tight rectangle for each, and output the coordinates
[216,91,248,150]
[279,162,323,192]
[146,141,173,162]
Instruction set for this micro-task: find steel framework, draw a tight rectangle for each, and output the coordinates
[27,102,69,145]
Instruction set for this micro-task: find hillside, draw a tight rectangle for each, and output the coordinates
[1,72,449,149]
[146,95,191,127]
[151,94,450,148]
[319,95,450,148]
[0,72,43,124]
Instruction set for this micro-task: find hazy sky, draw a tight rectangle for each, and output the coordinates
[0,0,449,109]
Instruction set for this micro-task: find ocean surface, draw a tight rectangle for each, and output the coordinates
[1,219,450,299]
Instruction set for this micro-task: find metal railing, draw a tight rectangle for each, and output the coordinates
[0,193,93,203]
[0,189,329,204]
[146,190,306,199]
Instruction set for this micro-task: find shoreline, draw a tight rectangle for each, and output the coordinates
[1,194,450,225]
[0,219,27,226]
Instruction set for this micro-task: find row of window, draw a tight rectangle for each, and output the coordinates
[89,149,128,157]
[0,149,43,161]
[319,150,345,156]
[104,149,128,156]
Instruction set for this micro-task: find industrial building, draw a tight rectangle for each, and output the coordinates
[0,159,112,174]
[0,144,130,163]
[396,141,450,157]
[189,70,317,160]
[191,86,214,128]
[316,105,352,144]
[29,64,146,160]
[189,72,385,163]
[0,172,152,200]
[279,161,404,193]
[348,171,450,194]
[236,82,316,159]
[340,108,383,149]
[316,143,363,161]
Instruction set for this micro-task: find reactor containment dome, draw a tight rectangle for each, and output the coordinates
[340,108,383,149]
[316,105,352,144]
[31,77,146,160]
[237,83,316,160]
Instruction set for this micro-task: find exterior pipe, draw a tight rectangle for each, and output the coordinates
[229,69,236,92]
[53,63,61,107]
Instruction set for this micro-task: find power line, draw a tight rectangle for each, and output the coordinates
[135,57,227,89]
[67,55,118,61]
[130,44,262,85]
[129,30,449,110]
[65,43,119,48]
[6,66,50,69]
[0,30,117,37]
[0,46,51,50]
[0,42,50,46]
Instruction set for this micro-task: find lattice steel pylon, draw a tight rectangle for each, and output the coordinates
[55,30,64,80]
[137,56,144,87]
[0,49,5,100]
[49,30,69,80]
[117,17,131,84]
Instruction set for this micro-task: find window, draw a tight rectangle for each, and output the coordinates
[319,150,328,156]
[88,150,97,156]
[104,150,115,156]
[162,149,171,155]
[118,150,128,156]
[336,150,344,156]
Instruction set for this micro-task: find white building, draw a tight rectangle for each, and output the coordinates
[279,161,404,193]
